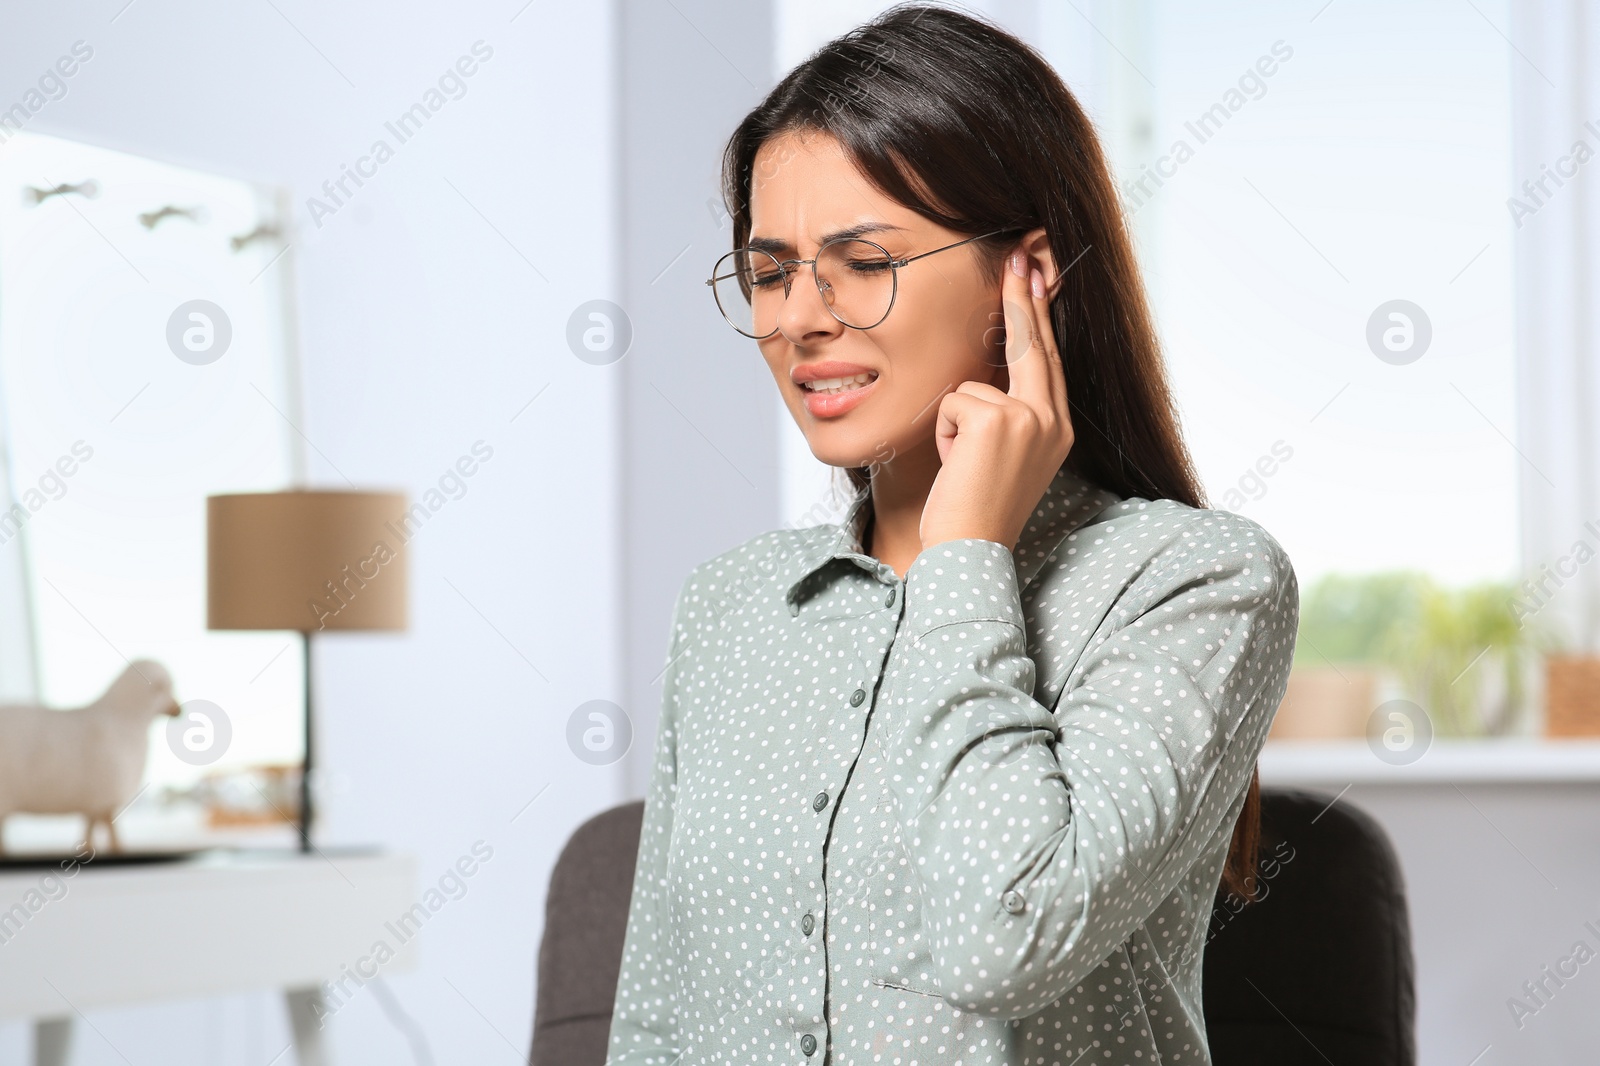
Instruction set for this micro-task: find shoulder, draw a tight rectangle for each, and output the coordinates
[1070,496,1297,612]
[669,523,832,641]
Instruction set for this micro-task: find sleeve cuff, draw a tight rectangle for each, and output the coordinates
[902,538,1025,640]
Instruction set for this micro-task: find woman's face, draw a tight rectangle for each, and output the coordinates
[747,129,1007,472]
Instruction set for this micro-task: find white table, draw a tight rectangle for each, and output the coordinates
[0,849,416,1066]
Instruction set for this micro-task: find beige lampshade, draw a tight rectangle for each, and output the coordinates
[207,490,409,632]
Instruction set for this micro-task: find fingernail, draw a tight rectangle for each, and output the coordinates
[1031,268,1045,299]
[1011,251,1027,277]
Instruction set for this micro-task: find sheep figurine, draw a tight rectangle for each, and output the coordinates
[0,659,181,854]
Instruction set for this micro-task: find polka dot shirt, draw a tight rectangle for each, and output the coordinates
[606,466,1299,1065]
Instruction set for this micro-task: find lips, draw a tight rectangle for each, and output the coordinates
[791,361,881,417]
[791,361,880,387]
[793,363,883,416]
[800,371,878,394]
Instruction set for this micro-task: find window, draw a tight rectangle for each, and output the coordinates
[1066,1,1526,746]
[775,1,1543,749]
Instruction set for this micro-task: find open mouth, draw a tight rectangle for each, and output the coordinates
[800,371,878,395]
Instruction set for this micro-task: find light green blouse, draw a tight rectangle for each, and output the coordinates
[606,466,1298,1065]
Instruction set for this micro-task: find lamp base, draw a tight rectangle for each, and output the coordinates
[300,630,313,853]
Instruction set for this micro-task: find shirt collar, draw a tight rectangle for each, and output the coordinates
[781,465,1122,614]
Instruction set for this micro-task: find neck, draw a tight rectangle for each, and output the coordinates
[864,437,942,579]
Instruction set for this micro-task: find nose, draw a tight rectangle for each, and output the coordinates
[775,259,845,344]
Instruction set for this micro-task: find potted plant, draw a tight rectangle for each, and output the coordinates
[1273,571,1432,739]
[1383,579,1536,737]
[1545,655,1600,736]
[1277,572,1541,740]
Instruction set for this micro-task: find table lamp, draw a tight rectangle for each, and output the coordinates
[206,490,408,851]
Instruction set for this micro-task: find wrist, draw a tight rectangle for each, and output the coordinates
[903,538,1025,639]
[921,530,1016,553]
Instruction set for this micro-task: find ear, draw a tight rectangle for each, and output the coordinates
[1017,226,1065,300]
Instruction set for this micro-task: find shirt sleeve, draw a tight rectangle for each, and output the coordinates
[605,572,698,1066]
[883,513,1298,1020]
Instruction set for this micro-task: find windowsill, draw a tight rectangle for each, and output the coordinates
[1258,738,1600,785]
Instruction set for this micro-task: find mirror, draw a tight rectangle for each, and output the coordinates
[0,132,306,853]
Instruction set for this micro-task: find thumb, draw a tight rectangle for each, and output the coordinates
[935,392,961,464]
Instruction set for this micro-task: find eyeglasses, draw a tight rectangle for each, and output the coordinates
[706,229,1015,339]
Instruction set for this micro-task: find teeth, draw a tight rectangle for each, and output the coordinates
[803,372,876,394]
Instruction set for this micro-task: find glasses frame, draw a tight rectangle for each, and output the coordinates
[706,228,1019,339]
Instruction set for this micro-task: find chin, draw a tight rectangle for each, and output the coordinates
[806,429,898,473]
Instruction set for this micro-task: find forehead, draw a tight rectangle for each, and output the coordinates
[749,130,917,239]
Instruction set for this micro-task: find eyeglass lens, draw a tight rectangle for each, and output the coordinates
[711,239,896,338]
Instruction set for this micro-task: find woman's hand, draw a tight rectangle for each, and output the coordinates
[918,245,1075,551]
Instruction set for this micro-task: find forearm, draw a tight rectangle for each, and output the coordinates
[884,534,1292,1019]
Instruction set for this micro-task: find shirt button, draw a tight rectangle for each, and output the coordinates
[884,588,896,607]
[801,912,815,936]
[1001,889,1026,915]
[849,688,866,707]
[812,791,829,812]
[800,1033,818,1055]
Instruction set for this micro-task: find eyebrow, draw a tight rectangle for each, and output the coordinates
[746,222,905,257]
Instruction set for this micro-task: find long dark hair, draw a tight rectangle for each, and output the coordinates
[719,3,1262,901]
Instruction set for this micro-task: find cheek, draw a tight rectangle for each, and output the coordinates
[759,342,794,400]
[848,298,1000,454]
[883,285,1001,386]
[760,341,823,430]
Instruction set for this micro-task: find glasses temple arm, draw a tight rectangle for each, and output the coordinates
[896,228,1025,265]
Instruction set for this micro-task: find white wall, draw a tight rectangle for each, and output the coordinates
[614,0,778,801]
[0,1,621,1062]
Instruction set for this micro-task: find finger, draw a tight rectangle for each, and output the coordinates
[1001,249,1052,411]
[935,388,1008,460]
[952,378,1011,405]
[1026,264,1070,420]
[937,388,1009,432]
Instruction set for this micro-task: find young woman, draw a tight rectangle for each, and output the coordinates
[607,7,1298,1064]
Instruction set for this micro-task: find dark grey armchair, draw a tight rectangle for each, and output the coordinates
[530,788,1415,1066]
